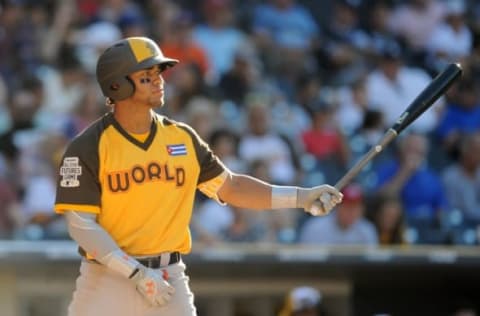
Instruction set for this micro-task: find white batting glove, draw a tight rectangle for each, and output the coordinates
[297,185,343,216]
[129,265,175,307]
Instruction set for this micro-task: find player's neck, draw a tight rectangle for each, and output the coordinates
[113,105,154,134]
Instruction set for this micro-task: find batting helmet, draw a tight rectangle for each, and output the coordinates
[96,37,179,100]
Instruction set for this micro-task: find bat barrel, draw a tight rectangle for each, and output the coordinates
[392,63,462,134]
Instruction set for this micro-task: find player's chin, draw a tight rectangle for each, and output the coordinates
[150,97,165,108]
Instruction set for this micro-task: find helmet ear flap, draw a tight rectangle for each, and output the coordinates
[107,77,135,101]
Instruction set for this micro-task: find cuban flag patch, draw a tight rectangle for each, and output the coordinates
[167,144,187,156]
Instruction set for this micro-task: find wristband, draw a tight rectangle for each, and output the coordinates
[271,186,298,209]
[103,249,140,279]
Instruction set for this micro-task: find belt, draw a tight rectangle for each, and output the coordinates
[136,252,181,269]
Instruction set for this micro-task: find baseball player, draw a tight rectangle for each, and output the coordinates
[54,36,343,316]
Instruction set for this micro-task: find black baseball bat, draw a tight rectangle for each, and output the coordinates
[329,62,463,192]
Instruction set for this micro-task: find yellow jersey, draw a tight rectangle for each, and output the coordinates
[54,112,225,256]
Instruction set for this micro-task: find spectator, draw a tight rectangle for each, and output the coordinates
[426,0,472,73]
[0,76,44,180]
[194,146,298,244]
[270,73,315,142]
[183,96,220,141]
[222,204,265,242]
[365,40,443,134]
[208,128,245,173]
[92,0,145,28]
[348,109,390,189]
[35,44,89,131]
[248,159,299,243]
[442,131,480,223]
[372,132,449,225]
[62,83,108,140]
[335,78,369,136]
[366,193,407,245]
[193,0,252,84]
[387,0,447,65]
[160,11,210,78]
[238,94,298,184]
[278,286,324,316]
[252,0,320,84]
[16,131,68,240]
[300,98,350,183]
[191,128,245,244]
[361,1,397,60]
[0,1,26,82]
[435,77,480,160]
[222,158,299,243]
[162,63,209,121]
[298,183,378,245]
[252,0,319,53]
[218,50,261,106]
[191,196,234,245]
[75,21,123,74]
[319,0,370,85]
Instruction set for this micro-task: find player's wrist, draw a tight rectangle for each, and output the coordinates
[271,186,298,209]
[104,249,140,279]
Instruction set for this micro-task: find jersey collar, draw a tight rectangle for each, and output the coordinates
[107,112,158,151]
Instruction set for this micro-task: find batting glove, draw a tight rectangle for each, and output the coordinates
[297,185,343,216]
[129,265,175,307]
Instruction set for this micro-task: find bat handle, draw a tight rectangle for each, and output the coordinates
[335,128,398,191]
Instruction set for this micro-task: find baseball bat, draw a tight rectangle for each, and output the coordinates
[322,62,463,201]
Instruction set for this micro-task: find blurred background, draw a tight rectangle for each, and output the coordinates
[0,0,480,315]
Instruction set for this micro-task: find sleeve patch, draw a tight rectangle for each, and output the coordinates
[60,157,82,187]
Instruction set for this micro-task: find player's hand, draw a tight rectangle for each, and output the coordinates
[297,185,343,216]
[130,265,175,307]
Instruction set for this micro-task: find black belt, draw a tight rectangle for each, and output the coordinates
[137,252,181,269]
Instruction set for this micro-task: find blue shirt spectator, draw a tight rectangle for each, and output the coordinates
[434,78,480,159]
[193,0,250,82]
[252,0,319,51]
[372,133,449,222]
[436,103,480,141]
[374,159,449,220]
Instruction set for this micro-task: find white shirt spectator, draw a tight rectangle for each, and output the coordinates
[366,66,442,133]
[239,133,296,184]
[298,214,378,245]
[193,200,234,238]
[388,0,446,51]
[427,20,472,61]
[22,175,56,219]
[335,86,366,135]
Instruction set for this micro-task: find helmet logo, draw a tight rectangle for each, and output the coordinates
[128,38,158,62]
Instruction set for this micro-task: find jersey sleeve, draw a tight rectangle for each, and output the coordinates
[54,129,102,214]
[178,123,227,202]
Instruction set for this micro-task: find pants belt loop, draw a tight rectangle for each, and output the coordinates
[160,253,170,267]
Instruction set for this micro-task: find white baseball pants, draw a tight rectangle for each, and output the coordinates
[67,259,197,316]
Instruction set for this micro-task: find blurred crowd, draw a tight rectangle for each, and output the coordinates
[1,0,480,247]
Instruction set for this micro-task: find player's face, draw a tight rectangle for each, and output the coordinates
[130,64,166,108]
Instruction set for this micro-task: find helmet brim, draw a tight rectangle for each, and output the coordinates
[133,56,179,73]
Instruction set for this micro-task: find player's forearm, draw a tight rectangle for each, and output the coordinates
[64,211,139,278]
[217,173,302,210]
[218,173,273,209]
